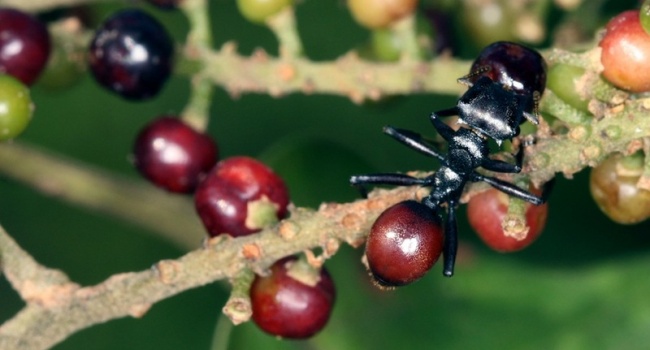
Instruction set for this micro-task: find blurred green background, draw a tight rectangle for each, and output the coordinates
[2,0,650,349]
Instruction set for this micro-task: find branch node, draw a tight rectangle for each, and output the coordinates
[277,219,300,240]
[155,260,183,285]
[241,243,262,261]
[128,303,152,319]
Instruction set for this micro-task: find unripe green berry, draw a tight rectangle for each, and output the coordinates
[547,64,589,112]
[640,0,650,35]
[0,75,33,141]
[237,0,293,24]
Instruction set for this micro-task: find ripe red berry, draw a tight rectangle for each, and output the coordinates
[88,9,173,100]
[468,41,547,112]
[194,156,290,237]
[467,188,548,252]
[0,8,51,85]
[600,10,650,92]
[133,117,218,193]
[365,200,443,287]
[250,257,336,339]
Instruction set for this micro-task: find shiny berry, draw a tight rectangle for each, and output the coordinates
[365,200,443,288]
[194,156,290,237]
[133,117,218,193]
[469,41,547,103]
[0,8,51,85]
[590,153,650,224]
[600,10,650,92]
[88,9,173,100]
[347,0,418,29]
[0,74,33,141]
[146,0,180,10]
[251,257,336,339]
[467,188,548,252]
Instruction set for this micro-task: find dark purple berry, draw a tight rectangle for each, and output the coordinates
[469,41,547,111]
[365,200,443,287]
[251,257,336,339]
[0,8,51,85]
[88,9,173,100]
[133,117,218,193]
[194,156,290,237]
[146,0,180,10]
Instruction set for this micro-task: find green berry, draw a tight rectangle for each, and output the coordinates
[640,0,650,35]
[547,64,589,112]
[0,75,33,141]
[236,0,293,24]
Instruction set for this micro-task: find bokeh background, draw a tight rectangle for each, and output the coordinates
[2,0,650,349]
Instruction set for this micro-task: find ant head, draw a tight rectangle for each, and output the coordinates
[456,76,521,142]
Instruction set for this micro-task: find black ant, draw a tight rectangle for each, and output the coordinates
[350,73,550,277]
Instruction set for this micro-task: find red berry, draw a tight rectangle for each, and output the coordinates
[133,117,218,193]
[194,156,289,237]
[600,10,650,92]
[250,257,336,339]
[0,8,51,85]
[88,9,173,100]
[467,188,548,252]
[365,200,443,287]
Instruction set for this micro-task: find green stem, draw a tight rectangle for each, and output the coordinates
[222,269,255,325]
[391,14,421,61]
[266,6,303,58]
[179,0,215,131]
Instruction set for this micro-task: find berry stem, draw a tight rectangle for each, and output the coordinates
[180,0,215,131]
[266,6,303,58]
[390,14,421,62]
[502,184,530,240]
[222,269,255,325]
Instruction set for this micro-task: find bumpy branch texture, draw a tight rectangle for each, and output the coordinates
[0,0,649,349]
[0,184,421,349]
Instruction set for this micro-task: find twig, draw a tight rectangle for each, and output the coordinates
[0,142,205,250]
[0,185,420,350]
[0,0,112,12]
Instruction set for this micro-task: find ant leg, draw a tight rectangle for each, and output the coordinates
[481,158,522,173]
[383,126,446,162]
[429,109,459,141]
[349,173,430,198]
[421,194,456,276]
[481,142,529,174]
[471,173,544,205]
[442,200,458,277]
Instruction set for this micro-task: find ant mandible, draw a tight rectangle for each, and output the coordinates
[350,71,549,277]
